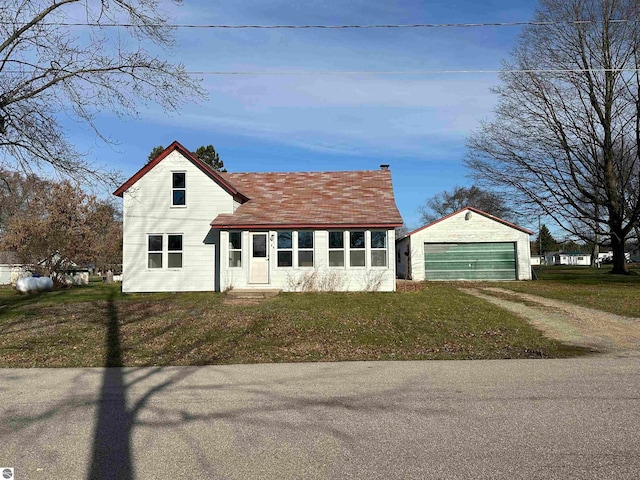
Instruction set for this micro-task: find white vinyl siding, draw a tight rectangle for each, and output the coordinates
[122,150,235,292]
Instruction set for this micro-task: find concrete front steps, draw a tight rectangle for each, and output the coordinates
[224,288,282,304]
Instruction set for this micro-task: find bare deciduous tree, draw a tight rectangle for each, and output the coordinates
[418,185,513,224]
[0,0,206,183]
[466,0,640,274]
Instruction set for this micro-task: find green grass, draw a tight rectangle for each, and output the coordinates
[492,265,640,318]
[0,282,588,368]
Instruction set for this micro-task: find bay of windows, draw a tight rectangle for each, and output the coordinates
[331,230,388,268]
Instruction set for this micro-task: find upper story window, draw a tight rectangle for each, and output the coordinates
[298,231,314,267]
[370,231,387,267]
[349,231,366,267]
[277,231,293,267]
[229,232,242,267]
[172,172,186,206]
[328,231,345,267]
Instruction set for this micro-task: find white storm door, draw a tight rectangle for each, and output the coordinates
[249,233,269,284]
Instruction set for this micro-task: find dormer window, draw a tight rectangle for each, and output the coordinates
[172,172,186,206]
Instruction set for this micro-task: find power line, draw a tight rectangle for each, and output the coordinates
[184,68,640,75]
[3,19,638,29]
[3,68,640,76]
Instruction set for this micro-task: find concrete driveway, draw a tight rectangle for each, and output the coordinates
[1,358,639,479]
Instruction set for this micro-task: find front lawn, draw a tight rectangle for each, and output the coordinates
[0,282,589,368]
[494,266,640,318]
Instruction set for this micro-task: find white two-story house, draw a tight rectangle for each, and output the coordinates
[114,141,403,292]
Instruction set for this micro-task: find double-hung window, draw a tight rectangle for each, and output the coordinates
[370,231,387,267]
[298,231,314,267]
[229,232,242,267]
[277,232,293,267]
[349,231,366,267]
[148,235,163,268]
[148,234,183,269]
[328,231,345,267]
[168,234,183,268]
[172,172,186,206]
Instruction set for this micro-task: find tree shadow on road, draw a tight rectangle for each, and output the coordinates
[86,290,134,479]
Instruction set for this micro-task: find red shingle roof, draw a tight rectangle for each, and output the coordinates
[211,170,403,228]
[112,141,403,228]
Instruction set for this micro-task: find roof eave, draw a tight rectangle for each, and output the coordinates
[210,222,404,230]
[402,206,533,238]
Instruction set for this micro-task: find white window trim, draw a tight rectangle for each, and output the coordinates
[297,231,315,268]
[328,231,346,269]
[348,230,367,268]
[370,230,388,268]
[275,231,316,268]
[147,234,163,269]
[167,233,183,269]
[171,171,187,208]
[228,231,242,268]
[146,233,184,270]
[276,231,294,268]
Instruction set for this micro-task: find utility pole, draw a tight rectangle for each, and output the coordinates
[538,215,543,266]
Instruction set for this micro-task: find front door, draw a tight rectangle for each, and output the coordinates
[249,232,269,284]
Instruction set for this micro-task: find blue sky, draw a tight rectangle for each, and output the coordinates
[70,0,538,230]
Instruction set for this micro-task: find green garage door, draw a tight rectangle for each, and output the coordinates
[424,242,517,280]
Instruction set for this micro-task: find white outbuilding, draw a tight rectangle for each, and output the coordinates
[397,207,533,281]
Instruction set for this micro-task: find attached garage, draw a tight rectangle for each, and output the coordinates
[396,207,532,281]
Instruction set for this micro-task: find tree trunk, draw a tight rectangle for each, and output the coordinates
[591,240,600,268]
[609,232,629,274]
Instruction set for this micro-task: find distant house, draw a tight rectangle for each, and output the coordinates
[113,141,403,293]
[0,251,27,285]
[546,252,591,266]
[397,207,533,281]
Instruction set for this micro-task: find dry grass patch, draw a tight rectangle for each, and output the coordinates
[0,282,589,368]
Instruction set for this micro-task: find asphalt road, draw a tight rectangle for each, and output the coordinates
[1,357,639,479]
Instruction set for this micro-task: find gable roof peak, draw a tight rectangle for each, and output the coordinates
[113,141,247,201]
[401,206,533,238]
